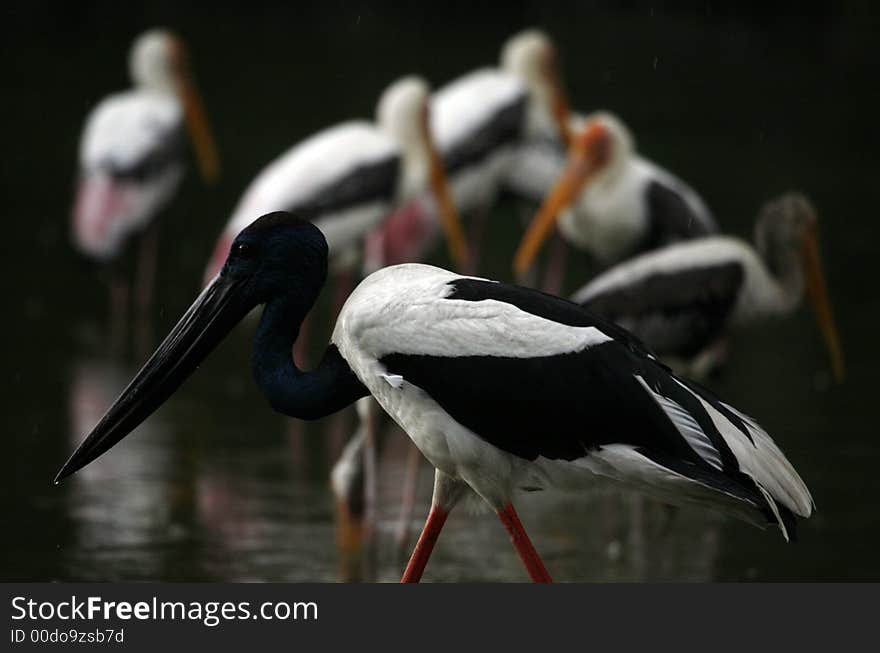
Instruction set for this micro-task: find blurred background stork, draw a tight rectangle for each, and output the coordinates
[3,1,879,582]
[71,29,219,355]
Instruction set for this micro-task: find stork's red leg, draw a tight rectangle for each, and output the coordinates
[497,503,553,583]
[400,504,448,583]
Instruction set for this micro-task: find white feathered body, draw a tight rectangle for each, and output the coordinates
[430,69,527,214]
[331,264,812,536]
[204,122,398,281]
[559,157,715,265]
[73,90,184,260]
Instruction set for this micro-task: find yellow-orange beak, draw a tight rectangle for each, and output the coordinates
[801,223,845,382]
[172,40,220,184]
[422,109,469,270]
[513,123,610,276]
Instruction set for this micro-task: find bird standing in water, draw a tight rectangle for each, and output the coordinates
[362,29,576,275]
[57,211,813,582]
[513,112,715,293]
[202,76,468,290]
[573,193,844,381]
[72,29,219,354]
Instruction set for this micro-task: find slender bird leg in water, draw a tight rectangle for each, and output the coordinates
[496,503,553,583]
[335,497,365,582]
[401,506,447,583]
[541,232,569,296]
[401,470,466,583]
[331,431,366,582]
[327,269,378,580]
[394,441,423,555]
[134,224,159,358]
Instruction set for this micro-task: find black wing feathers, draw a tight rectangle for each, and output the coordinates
[582,263,744,358]
[102,122,185,182]
[381,346,704,464]
[441,94,528,174]
[293,156,400,220]
[383,279,706,464]
[641,180,713,251]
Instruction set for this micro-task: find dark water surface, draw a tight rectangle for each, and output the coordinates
[2,2,879,581]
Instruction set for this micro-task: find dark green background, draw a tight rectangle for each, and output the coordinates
[1,1,878,580]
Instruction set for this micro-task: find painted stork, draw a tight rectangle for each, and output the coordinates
[360,29,575,273]
[573,193,845,381]
[513,111,717,289]
[202,76,468,287]
[56,211,814,583]
[72,29,219,350]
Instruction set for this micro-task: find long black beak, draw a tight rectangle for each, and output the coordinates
[55,274,252,483]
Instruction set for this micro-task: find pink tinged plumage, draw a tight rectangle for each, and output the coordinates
[364,199,439,271]
[72,174,138,260]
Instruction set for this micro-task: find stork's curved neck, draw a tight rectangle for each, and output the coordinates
[251,288,367,420]
[757,247,804,316]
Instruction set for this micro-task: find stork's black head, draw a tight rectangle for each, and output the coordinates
[220,211,329,306]
[55,211,327,483]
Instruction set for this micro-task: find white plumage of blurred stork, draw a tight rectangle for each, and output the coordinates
[362,29,575,273]
[203,76,467,287]
[72,29,219,350]
[573,193,845,381]
[512,112,717,292]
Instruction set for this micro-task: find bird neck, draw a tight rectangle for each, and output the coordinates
[251,289,367,420]
[396,139,431,200]
[760,245,805,314]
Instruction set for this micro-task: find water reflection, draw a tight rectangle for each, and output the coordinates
[60,358,727,581]
[65,358,189,580]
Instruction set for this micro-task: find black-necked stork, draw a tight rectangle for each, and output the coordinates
[513,112,717,288]
[56,211,813,582]
[573,193,845,381]
[203,76,468,286]
[73,29,219,349]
